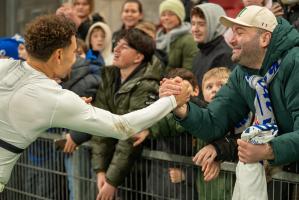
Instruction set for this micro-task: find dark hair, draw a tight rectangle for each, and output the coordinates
[202,67,231,89]
[135,21,157,39]
[120,28,155,63]
[165,68,198,89]
[191,7,205,19]
[77,38,88,54]
[24,14,76,61]
[122,0,143,14]
[73,0,95,13]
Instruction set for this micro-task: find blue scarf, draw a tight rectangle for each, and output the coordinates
[241,60,281,144]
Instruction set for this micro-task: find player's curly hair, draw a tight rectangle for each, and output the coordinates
[24,14,76,61]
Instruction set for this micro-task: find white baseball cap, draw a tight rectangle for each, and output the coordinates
[220,5,278,32]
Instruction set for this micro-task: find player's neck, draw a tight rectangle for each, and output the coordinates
[26,56,54,78]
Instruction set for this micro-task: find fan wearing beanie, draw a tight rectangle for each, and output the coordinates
[0,38,20,59]
[156,0,197,72]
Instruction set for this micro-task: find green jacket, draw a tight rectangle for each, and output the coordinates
[91,60,174,187]
[167,33,198,71]
[179,18,299,166]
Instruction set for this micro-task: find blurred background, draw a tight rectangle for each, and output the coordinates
[0,0,169,37]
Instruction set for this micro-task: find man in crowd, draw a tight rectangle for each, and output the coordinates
[160,5,299,199]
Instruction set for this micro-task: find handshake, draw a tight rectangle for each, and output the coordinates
[159,76,194,118]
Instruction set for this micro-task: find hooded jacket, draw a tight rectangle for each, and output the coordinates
[192,3,235,87]
[156,22,198,71]
[179,18,299,167]
[85,22,113,65]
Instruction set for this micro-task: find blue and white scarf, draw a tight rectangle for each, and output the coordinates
[241,60,281,144]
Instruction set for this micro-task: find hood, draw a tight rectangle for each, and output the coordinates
[194,3,227,43]
[156,22,191,52]
[260,17,299,74]
[85,22,112,62]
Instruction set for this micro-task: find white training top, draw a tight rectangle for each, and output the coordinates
[0,59,176,190]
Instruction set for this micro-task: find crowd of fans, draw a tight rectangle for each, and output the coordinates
[1,0,299,199]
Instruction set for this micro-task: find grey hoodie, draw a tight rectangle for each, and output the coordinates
[194,3,227,43]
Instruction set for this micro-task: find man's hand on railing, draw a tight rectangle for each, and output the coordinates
[193,144,220,181]
[97,172,106,192]
[202,161,220,182]
[97,181,116,200]
[168,168,186,183]
[193,144,217,166]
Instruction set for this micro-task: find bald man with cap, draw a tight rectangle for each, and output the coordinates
[160,5,299,200]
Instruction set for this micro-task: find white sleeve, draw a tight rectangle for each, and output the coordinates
[52,90,177,140]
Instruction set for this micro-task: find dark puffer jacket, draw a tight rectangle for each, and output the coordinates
[61,57,102,145]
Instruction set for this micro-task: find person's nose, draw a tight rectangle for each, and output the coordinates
[114,44,121,53]
[211,86,218,94]
[163,15,169,21]
[191,25,198,33]
[230,31,238,46]
[127,11,133,17]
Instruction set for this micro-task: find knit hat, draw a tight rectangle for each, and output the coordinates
[0,38,19,59]
[159,0,186,23]
[220,5,278,32]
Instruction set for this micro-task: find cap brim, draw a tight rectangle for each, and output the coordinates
[220,16,253,29]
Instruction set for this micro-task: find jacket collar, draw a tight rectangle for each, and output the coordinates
[197,36,225,55]
[260,17,299,75]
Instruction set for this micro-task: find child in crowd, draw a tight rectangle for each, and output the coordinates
[156,0,198,71]
[76,38,88,59]
[147,68,199,200]
[0,38,20,59]
[12,34,27,60]
[190,3,234,88]
[85,22,113,66]
[193,67,252,200]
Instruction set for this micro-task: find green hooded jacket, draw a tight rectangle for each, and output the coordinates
[178,17,299,166]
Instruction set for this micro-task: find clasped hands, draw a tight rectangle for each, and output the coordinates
[159,77,193,118]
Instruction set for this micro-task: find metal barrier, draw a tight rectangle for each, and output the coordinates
[0,131,299,200]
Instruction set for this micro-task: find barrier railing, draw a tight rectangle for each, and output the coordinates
[0,131,298,200]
